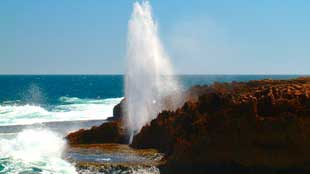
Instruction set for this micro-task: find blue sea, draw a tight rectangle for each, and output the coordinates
[0,75,302,173]
[0,75,302,126]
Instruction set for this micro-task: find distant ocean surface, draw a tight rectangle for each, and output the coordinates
[0,75,301,127]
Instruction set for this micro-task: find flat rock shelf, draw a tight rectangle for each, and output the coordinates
[65,144,164,174]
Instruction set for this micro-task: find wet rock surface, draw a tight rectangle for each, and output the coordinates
[65,144,163,174]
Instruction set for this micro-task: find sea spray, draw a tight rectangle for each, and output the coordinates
[0,129,77,174]
[24,83,46,105]
[125,1,181,142]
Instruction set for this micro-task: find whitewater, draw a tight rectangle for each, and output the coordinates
[0,96,122,173]
[0,96,122,126]
[0,129,77,173]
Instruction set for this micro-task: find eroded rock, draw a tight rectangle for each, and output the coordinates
[132,77,310,173]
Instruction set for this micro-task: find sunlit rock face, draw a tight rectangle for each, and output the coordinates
[131,78,310,173]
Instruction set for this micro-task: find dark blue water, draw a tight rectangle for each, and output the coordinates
[0,75,123,105]
[0,75,302,105]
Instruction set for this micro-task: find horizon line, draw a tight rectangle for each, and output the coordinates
[0,74,309,76]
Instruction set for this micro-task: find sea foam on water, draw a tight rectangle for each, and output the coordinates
[0,129,77,173]
[125,1,181,142]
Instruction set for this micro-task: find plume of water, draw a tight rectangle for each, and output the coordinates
[125,1,181,143]
[24,83,46,105]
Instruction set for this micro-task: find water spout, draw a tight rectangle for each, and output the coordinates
[125,1,181,143]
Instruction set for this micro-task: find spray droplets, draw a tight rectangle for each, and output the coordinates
[125,1,182,142]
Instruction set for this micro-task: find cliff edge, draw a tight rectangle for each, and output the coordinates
[132,77,310,173]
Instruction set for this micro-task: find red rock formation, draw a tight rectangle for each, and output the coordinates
[66,98,129,145]
[66,77,310,173]
[106,98,126,121]
[66,121,129,144]
[131,77,310,173]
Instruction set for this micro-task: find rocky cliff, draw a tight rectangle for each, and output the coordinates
[67,77,310,173]
[131,78,310,173]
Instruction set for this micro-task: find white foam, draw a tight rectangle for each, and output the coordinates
[0,128,77,173]
[0,97,123,126]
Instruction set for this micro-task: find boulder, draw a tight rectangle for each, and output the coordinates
[108,98,126,121]
[66,121,129,144]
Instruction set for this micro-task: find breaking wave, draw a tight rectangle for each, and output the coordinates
[0,129,77,174]
[0,97,123,126]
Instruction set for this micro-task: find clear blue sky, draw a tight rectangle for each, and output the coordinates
[1,0,309,74]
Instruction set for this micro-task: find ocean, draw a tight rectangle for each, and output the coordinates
[0,75,301,127]
[0,75,302,173]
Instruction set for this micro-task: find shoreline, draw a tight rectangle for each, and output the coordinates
[67,77,310,174]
